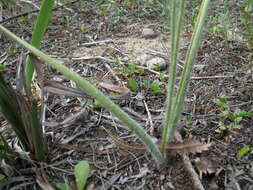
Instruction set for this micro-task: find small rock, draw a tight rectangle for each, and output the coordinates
[98,144,104,151]
[146,57,168,70]
[136,54,150,66]
[160,174,165,181]
[142,28,157,38]
[136,54,168,71]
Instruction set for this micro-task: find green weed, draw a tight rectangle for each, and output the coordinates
[237,146,252,159]
[118,61,144,77]
[214,95,253,131]
[150,79,162,94]
[128,78,139,92]
[57,161,90,190]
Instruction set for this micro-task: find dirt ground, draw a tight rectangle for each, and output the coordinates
[0,1,253,189]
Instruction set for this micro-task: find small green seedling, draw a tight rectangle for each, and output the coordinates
[213,95,229,110]
[128,78,138,92]
[237,146,251,159]
[142,79,163,94]
[214,95,253,131]
[118,61,144,77]
[4,46,17,56]
[0,64,6,69]
[79,25,87,32]
[150,79,162,94]
[57,161,90,190]
[142,79,150,89]
[0,174,5,180]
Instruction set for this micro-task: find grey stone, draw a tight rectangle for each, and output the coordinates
[146,57,168,70]
[136,54,168,71]
[142,28,157,38]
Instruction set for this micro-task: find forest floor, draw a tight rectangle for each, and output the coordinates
[0,0,253,189]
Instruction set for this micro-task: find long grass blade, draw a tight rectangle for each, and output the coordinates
[0,133,15,161]
[169,0,210,141]
[0,25,164,164]
[161,0,186,153]
[0,74,29,150]
[25,0,55,87]
[31,103,45,161]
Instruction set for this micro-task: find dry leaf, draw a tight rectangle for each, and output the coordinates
[167,138,212,156]
[103,127,211,156]
[99,82,129,94]
[44,80,90,98]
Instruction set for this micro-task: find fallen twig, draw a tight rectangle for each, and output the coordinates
[175,133,205,190]
[81,39,113,47]
[143,100,154,135]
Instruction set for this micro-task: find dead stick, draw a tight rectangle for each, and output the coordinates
[175,133,205,190]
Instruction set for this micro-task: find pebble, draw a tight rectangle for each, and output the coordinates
[136,54,168,71]
[142,28,157,38]
[146,57,167,70]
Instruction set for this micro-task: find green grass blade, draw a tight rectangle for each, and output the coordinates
[0,74,29,149]
[0,133,15,162]
[169,0,210,141]
[161,0,186,153]
[31,103,46,161]
[0,25,164,164]
[0,73,46,161]
[25,0,55,87]
[56,183,73,190]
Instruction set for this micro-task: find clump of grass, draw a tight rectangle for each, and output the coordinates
[161,0,210,153]
[0,0,210,164]
[0,0,55,163]
[0,72,46,161]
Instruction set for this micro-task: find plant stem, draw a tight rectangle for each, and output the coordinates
[25,0,55,87]
[161,0,186,153]
[168,0,210,141]
[0,25,164,164]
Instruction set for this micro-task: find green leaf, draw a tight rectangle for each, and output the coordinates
[128,78,138,92]
[231,124,241,129]
[237,146,251,159]
[56,183,73,190]
[234,109,253,117]
[25,0,55,87]
[0,0,15,7]
[218,122,226,130]
[114,59,120,65]
[234,117,243,123]
[219,110,230,118]
[150,79,162,94]
[0,174,5,180]
[0,64,6,69]
[75,161,90,190]
[213,95,229,109]
[142,80,149,89]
